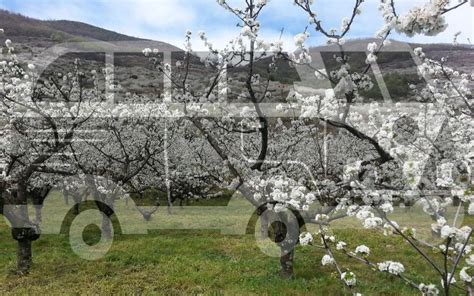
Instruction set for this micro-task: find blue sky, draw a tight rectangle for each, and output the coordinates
[1,0,472,50]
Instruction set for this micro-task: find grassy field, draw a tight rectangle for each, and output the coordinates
[0,195,472,295]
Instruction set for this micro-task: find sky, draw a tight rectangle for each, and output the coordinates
[0,0,473,50]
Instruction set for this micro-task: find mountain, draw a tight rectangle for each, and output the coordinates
[0,9,186,100]
[1,9,472,102]
[43,20,143,42]
[308,38,474,73]
[0,9,179,52]
[247,37,474,102]
[2,8,471,72]
[0,9,142,43]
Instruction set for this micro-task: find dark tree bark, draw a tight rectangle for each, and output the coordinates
[33,205,43,226]
[272,210,303,279]
[272,219,295,279]
[31,186,51,225]
[260,213,269,239]
[16,239,32,274]
[467,282,473,296]
[64,189,83,215]
[0,190,4,216]
[73,203,80,216]
[8,182,40,274]
[279,248,295,279]
[101,212,113,240]
[72,192,83,215]
[93,193,115,240]
[64,192,69,205]
[166,192,173,215]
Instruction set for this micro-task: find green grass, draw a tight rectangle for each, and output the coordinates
[0,196,472,295]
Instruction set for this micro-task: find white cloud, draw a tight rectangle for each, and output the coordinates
[4,0,90,22]
[102,0,197,30]
[2,0,472,47]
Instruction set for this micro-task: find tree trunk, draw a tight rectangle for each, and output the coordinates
[279,248,294,279]
[443,280,449,296]
[467,282,473,296]
[8,182,39,274]
[101,213,113,240]
[16,239,32,274]
[167,193,173,214]
[260,211,269,239]
[73,203,80,216]
[91,191,115,240]
[273,218,295,279]
[0,192,4,216]
[275,223,294,279]
[73,193,83,215]
[33,205,43,225]
[63,192,69,205]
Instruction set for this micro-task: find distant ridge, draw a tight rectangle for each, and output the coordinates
[1,9,472,81]
[0,9,180,54]
[44,19,144,42]
[0,9,142,42]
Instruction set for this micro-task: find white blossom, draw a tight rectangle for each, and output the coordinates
[469,203,474,215]
[299,232,313,246]
[467,255,474,266]
[321,254,335,266]
[440,225,456,239]
[377,261,405,275]
[294,32,309,48]
[363,217,382,229]
[380,202,394,213]
[142,48,152,57]
[355,245,370,256]
[418,283,439,296]
[341,271,357,286]
[336,241,347,250]
[460,267,472,282]
[367,42,378,53]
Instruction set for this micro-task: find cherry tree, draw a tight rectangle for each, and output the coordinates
[156,122,229,208]
[141,0,472,292]
[67,102,176,236]
[140,0,328,277]
[0,32,103,273]
[280,0,473,294]
[0,0,471,294]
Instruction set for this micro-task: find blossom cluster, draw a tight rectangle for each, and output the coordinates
[377,261,405,275]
